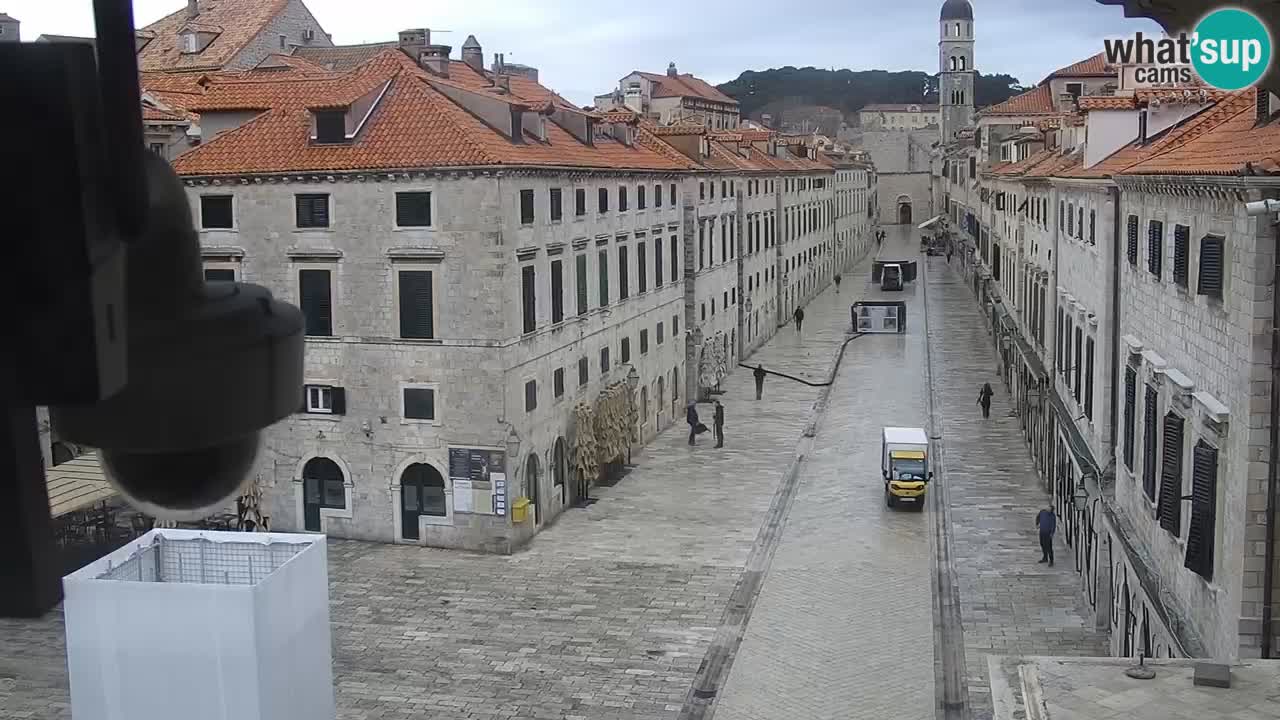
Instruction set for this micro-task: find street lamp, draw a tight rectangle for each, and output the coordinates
[1072,482,1089,512]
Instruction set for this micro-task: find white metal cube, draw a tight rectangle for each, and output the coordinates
[62,529,335,720]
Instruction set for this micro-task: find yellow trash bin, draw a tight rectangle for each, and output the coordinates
[512,497,531,523]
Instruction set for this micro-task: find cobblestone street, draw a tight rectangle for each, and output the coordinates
[923,255,1108,720]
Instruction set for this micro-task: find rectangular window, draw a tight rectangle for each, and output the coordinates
[520,189,535,225]
[600,346,610,372]
[204,268,236,282]
[1062,318,1072,387]
[619,186,628,212]
[969,156,976,178]
[640,329,649,355]
[295,194,330,228]
[1089,209,1096,244]
[398,270,434,339]
[1084,337,1094,420]
[1143,385,1159,501]
[521,265,537,334]
[200,195,234,229]
[598,250,609,307]
[576,255,588,316]
[636,242,647,293]
[578,356,589,386]
[550,260,564,324]
[598,187,609,214]
[314,110,346,144]
[1073,326,1082,403]
[618,245,630,300]
[1123,365,1136,471]
[1067,203,1074,236]
[1157,412,1185,535]
[638,185,646,210]
[673,314,679,336]
[525,380,537,412]
[670,183,676,205]
[1148,220,1163,278]
[403,388,435,420]
[1197,235,1225,299]
[575,188,586,216]
[657,321,664,344]
[550,188,563,222]
[699,181,705,200]
[655,184,663,207]
[1185,440,1219,580]
[299,269,332,336]
[1126,215,1139,265]
[1077,207,1084,240]
[554,368,565,399]
[395,191,432,227]
[655,240,664,286]
[1171,224,1190,286]
[304,385,345,415]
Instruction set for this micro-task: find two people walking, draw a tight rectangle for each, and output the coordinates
[686,401,725,448]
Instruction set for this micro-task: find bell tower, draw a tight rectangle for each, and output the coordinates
[939,0,975,142]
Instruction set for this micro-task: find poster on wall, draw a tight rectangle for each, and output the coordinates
[448,447,506,515]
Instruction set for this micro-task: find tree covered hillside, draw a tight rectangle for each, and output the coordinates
[717,67,1025,121]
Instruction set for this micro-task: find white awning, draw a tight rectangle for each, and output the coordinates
[918,215,944,230]
[47,451,116,518]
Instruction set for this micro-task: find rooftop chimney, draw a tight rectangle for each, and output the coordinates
[418,44,452,77]
[398,28,429,62]
[187,0,199,18]
[461,34,483,73]
[1257,87,1273,125]
[667,62,677,77]
[495,74,510,94]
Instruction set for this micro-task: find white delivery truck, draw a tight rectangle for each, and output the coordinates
[881,426,932,509]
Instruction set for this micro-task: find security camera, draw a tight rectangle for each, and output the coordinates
[50,152,304,520]
[1245,198,1280,216]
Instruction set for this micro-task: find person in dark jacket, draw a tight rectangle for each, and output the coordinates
[794,306,805,335]
[834,274,842,293]
[713,401,725,448]
[977,382,994,418]
[1036,505,1057,565]
[753,364,767,400]
[686,403,699,446]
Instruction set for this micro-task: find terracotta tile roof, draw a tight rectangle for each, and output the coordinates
[292,43,398,72]
[1061,91,1254,178]
[991,147,1056,177]
[1042,52,1114,83]
[651,123,706,136]
[859,104,940,112]
[737,128,774,141]
[635,72,738,105]
[982,85,1056,116]
[252,53,334,75]
[1134,88,1228,105]
[137,0,296,72]
[172,49,700,176]
[1120,95,1280,175]
[1079,95,1136,111]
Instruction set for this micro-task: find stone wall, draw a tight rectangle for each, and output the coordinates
[229,0,333,70]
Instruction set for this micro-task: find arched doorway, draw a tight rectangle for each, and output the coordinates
[553,438,567,505]
[897,200,912,225]
[302,457,344,532]
[525,453,541,525]
[400,463,445,540]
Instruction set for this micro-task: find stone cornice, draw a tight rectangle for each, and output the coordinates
[1111,174,1264,201]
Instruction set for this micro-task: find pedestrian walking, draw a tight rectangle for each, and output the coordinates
[713,400,725,448]
[834,274,842,293]
[794,306,805,335]
[977,382,993,419]
[753,364,766,400]
[686,403,700,446]
[947,249,953,263]
[1036,505,1057,566]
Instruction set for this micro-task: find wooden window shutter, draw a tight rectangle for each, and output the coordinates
[299,269,332,336]
[1142,385,1159,501]
[550,260,564,324]
[1123,366,1136,470]
[1184,441,1219,580]
[1197,235,1225,299]
[398,271,434,339]
[330,387,346,415]
[1156,412,1184,535]
[1126,215,1139,265]
[1172,224,1190,286]
[1147,220,1163,278]
[521,265,537,333]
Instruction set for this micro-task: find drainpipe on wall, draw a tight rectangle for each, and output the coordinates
[1107,185,1122,461]
[1264,193,1280,659]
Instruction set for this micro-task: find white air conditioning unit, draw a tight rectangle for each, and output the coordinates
[303,28,315,42]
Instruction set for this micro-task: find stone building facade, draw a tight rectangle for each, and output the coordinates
[172,38,872,553]
[594,64,740,130]
[938,37,1280,660]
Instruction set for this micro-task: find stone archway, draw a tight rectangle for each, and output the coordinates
[525,453,541,525]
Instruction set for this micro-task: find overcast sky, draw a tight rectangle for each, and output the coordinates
[7,0,1160,105]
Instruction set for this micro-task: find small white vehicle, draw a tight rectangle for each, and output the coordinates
[881,426,932,509]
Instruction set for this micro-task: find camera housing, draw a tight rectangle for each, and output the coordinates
[50,152,304,520]
[1245,198,1280,216]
